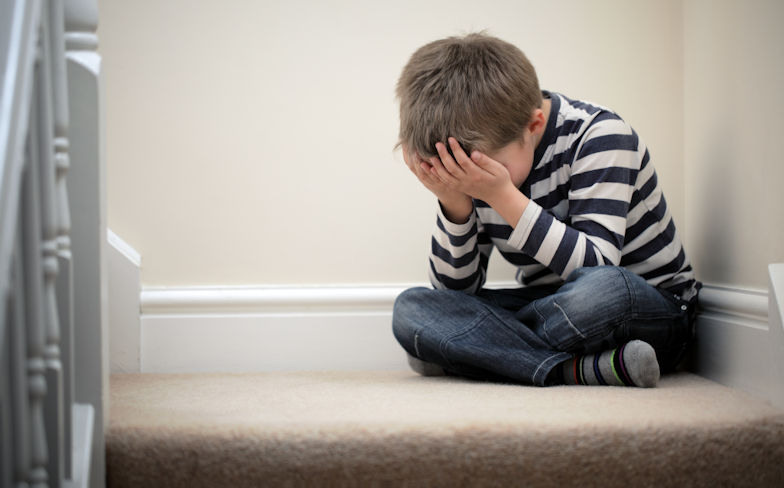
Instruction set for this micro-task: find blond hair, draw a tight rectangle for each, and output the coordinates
[396,32,542,159]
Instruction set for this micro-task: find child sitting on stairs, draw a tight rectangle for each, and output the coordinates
[392,32,701,387]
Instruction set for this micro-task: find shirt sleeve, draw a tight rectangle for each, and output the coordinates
[507,116,640,280]
[428,202,493,294]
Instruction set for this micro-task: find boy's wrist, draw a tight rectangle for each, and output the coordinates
[487,184,529,229]
[439,195,474,224]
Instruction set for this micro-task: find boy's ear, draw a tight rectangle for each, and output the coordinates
[527,108,547,136]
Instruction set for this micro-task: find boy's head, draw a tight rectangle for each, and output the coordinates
[396,32,542,160]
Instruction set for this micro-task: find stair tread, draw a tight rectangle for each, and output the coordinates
[107,371,784,487]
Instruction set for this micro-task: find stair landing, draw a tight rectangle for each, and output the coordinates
[107,371,784,487]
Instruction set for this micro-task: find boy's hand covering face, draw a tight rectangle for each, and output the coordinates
[430,138,515,204]
[402,144,473,208]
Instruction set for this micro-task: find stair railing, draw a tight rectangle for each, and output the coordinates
[1,1,105,487]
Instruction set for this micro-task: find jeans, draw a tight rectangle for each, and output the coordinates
[392,266,696,386]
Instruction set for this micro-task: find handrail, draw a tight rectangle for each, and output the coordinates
[1,1,103,487]
[1,0,40,321]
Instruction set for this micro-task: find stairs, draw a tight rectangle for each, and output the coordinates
[106,370,784,487]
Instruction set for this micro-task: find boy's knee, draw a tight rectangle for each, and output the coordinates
[392,287,431,343]
[393,287,431,317]
[559,266,634,314]
[565,265,632,294]
[566,264,620,281]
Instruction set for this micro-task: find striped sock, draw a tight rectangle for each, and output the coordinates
[558,340,660,388]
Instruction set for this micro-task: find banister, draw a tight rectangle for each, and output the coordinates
[0,0,40,322]
[1,1,103,487]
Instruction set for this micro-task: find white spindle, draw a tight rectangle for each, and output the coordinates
[10,225,32,488]
[2,1,97,486]
[65,0,105,486]
[1,0,44,487]
[49,0,74,479]
[37,1,66,485]
[24,65,49,487]
[1,303,12,488]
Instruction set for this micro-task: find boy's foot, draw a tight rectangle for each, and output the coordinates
[558,340,660,387]
[407,354,447,376]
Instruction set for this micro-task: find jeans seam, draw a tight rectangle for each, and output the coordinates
[551,300,586,343]
[631,311,686,321]
[555,268,632,351]
[533,352,572,386]
[617,267,636,312]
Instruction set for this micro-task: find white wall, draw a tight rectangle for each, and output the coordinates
[683,0,784,290]
[98,0,685,287]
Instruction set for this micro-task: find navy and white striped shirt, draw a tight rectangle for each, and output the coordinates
[429,91,697,296]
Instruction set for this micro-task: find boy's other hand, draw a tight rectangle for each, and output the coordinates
[402,145,473,223]
[430,138,528,228]
[432,138,516,206]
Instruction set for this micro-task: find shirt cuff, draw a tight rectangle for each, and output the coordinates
[437,201,476,236]
[507,199,542,249]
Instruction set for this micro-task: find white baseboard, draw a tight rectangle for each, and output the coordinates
[767,264,784,409]
[126,261,784,404]
[139,282,520,373]
[692,272,784,407]
[140,285,418,373]
[140,310,407,373]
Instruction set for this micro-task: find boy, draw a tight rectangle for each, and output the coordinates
[392,33,700,387]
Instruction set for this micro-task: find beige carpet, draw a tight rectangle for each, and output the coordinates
[107,371,784,487]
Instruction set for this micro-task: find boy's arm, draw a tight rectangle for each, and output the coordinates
[507,121,638,279]
[428,204,493,294]
[431,127,636,281]
[402,146,491,293]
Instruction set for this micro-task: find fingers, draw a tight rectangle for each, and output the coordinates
[427,156,456,186]
[402,149,431,179]
[469,149,507,177]
[403,147,432,178]
[403,139,491,189]
[440,137,491,176]
[435,139,466,177]
[410,153,447,188]
[447,138,472,169]
[469,150,492,171]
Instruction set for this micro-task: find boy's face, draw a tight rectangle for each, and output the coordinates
[484,98,550,188]
[486,138,535,188]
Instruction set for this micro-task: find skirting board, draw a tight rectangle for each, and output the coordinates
[110,225,781,395]
[691,283,772,402]
[139,285,419,373]
[139,282,523,373]
[140,283,537,373]
[138,280,780,383]
[769,264,784,408]
[690,265,784,408]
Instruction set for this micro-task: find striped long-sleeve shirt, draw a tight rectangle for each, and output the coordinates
[429,91,698,296]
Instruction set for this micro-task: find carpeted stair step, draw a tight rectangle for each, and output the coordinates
[106,371,784,487]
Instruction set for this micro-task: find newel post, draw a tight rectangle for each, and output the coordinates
[64,0,107,486]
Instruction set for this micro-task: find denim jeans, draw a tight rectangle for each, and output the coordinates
[392,266,696,386]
